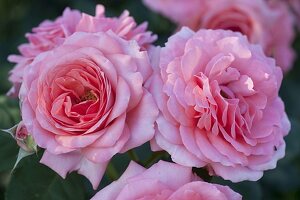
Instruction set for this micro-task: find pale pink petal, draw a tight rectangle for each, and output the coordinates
[90,114,126,148]
[77,158,108,190]
[122,90,158,152]
[156,133,206,167]
[210,162,263,182]
[106,77,130,123]
[156,115,182,145]
[91,161,145,200]
[107,53,144,110]
[83,126,130,163]
[40,151,81,178]
[143,0,203,28]
[130,160,196,190]
[169,182,231,200]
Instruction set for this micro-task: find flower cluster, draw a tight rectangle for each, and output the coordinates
[6,1,294,199]
[143,0,296,72]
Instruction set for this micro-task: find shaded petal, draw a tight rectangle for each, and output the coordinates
[210,162,263,182]
[91,161,145,200]
[83,126,130,162]
[106,77,130,124]
[156,133,205,167]
[122,90,158,152]
[40,151,81,178]
[77,158,108,190]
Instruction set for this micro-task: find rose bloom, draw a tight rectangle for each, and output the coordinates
[142,0,204,29]
[148,28,290,182]
[290,0,300,28]
[7,7,81,97]
[76,5,157,50]
[19,31,158,189]
[8,5,156,97]
[91,161,242,200]
[143,0,295,72]
[272,0,300,29]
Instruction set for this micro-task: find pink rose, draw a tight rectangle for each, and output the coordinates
[76,5,157,50]
[271,0,300,29]
[143,0,205,29]
[148,28,290,182]
[289,0,300,28]
[19,31,158,189]
[264,0,296,72]
[8,7,81,97]
[8,5,156,97]
[91,161,242,200]
[7,55,32,97]
[143,0,295,72]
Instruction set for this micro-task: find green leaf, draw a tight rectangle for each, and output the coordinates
[0,186,4,200]
[6,155,87,200]
[0,96,20,129]
[0,108,13,130]
[12,148,34,170]
[0,95,20,172]
[0,134,18,172]
[280,80,300,119]
[0,66,11,94]
[261,164,300,194]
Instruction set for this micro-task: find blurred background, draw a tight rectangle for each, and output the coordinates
[0,0,299,199]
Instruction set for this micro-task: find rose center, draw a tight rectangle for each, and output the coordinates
[80,90,97,102]
[225,26,244,34]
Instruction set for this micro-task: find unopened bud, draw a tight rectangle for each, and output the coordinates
[3,121,37,153]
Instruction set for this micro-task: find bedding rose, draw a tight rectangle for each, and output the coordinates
[142,0,204,29]
[91,161,242,200]
[143,0,295,72]
[290,0,300,28]
[19,31,158,189]
[76,5,157,50]
[273,0,300,29]
[148,28,290,182]
[264,0,296,72]
[8,5,156,97]
[7,7,81,97]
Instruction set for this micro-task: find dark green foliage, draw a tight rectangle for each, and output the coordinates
[6,155,87,200]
